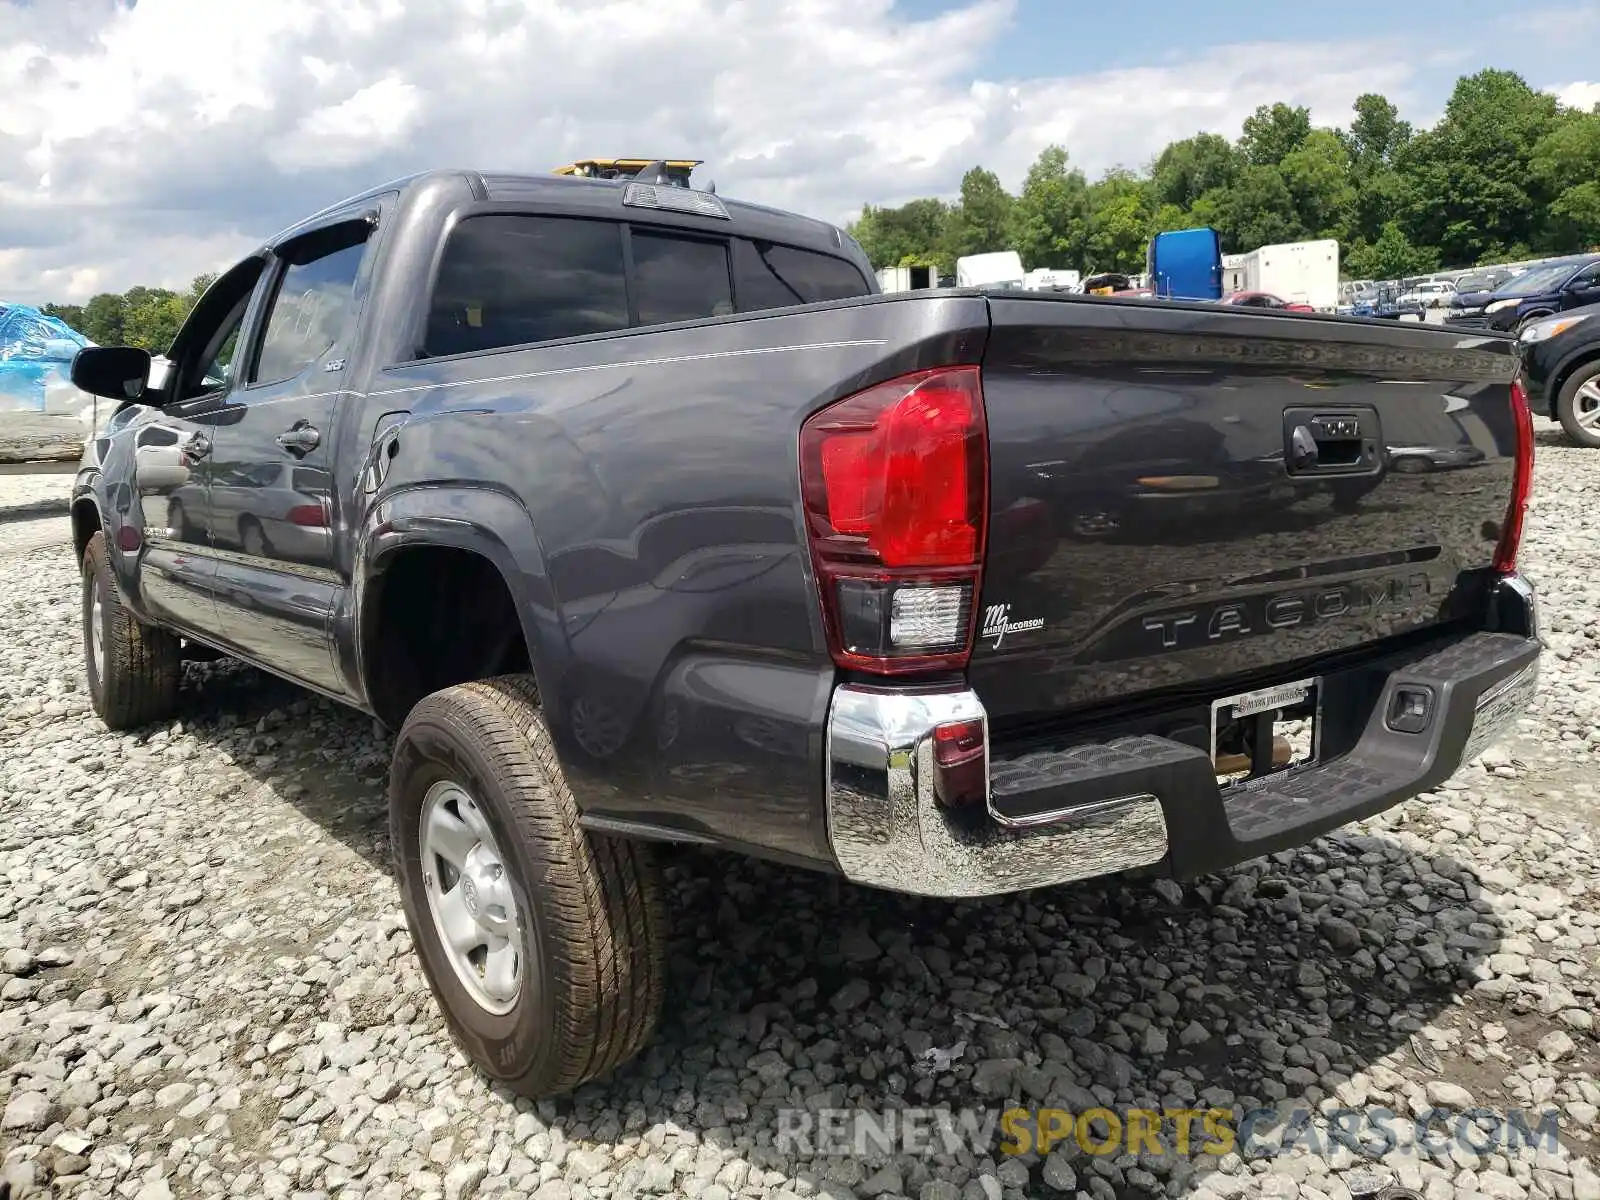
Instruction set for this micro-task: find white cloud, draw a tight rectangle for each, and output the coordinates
[1555,80,1600,110]
[0,0,1452,304]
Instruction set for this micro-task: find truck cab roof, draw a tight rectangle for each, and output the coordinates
[267,169,866,275]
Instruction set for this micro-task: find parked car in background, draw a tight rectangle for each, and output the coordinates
[1221,290,1315,312]
[1517,302,1600,447]
[1447,267,1517,323]
[1398,280,1456,309]
[1349,283,1425,321]
[1452,254,1600,332]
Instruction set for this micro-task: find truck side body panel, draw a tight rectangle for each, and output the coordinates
[351,292,988,865]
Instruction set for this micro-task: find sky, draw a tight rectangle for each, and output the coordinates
[0,0,1595,306]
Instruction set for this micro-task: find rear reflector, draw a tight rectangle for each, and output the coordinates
[1494,376,1534,574]
[800,366,988,675]
[932,718,987,807]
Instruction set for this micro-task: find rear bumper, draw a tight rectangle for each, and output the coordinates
[824,574,1541,898]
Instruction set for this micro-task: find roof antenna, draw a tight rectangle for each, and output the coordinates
[636,160,670,186]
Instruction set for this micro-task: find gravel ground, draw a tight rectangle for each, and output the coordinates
[1,426,1597,1200]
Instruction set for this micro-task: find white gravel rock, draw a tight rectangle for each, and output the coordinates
[2,426,1599,1199]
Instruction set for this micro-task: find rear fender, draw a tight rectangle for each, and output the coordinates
[348,482,568,725]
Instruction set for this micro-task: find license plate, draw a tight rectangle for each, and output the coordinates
[1210,677,1320,788]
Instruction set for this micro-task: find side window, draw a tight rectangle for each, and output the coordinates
[424,215,629,357]
[733,239,872,312]
[251,240,367,386]
[190,310,244,398]
[1571,263,1600,288]
[630,231,733,327]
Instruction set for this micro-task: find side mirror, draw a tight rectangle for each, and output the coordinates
[70,346,153,403]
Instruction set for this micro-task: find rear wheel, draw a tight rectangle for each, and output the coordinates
[389,675,666,1098]
[1556,361,1600,449]
[81,531,181,730]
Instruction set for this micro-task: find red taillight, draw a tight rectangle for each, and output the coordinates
[1494,377,1534,574]
[287,503,328,528]
[799,366,988,675]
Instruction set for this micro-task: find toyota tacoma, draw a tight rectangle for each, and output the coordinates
[67,167,1542,1099]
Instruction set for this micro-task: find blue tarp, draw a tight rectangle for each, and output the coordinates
[0,303,92,412]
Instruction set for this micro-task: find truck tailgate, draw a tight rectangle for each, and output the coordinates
[971,296,1521,728]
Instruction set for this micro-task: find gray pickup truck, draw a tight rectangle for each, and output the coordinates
[66,167,1541,1099]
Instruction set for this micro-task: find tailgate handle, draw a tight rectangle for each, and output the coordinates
[1284,407,1379,475]
[1289,425,1320,470]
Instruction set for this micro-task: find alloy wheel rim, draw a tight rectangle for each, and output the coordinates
[88,578,104,680]
[419,780,523,1015]
[1575,380,1600,430]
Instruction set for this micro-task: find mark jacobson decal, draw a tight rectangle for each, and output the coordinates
[982,604,1045,649]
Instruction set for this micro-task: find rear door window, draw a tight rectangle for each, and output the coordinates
[424,215,629,357]
[629,231,733,327]
[733,240,871,312]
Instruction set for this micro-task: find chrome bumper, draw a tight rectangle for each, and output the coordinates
[824,686,1169,898]
[823,575,1541,899]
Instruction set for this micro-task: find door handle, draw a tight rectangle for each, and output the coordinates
[179,432,211,461]
[276,422,321,456]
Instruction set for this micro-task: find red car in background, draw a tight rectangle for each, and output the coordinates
[1221,290,1315,312]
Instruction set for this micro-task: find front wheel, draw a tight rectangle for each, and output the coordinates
[82,531,181,730]
[1556,361,1600,449]
[389,675,666,1098]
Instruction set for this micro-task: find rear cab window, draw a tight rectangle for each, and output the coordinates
[424,216,630,358]
[732,239,873,311]
[420,213,872,358]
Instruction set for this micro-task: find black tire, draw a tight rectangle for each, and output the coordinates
[1556,360,1600,449]
[81,531,181,730]
[389,675,665,1098]
[1515,310,1554,335]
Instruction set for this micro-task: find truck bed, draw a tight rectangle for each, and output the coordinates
[970,293,1519,732]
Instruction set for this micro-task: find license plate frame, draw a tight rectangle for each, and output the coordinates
[1209,676,1321,788]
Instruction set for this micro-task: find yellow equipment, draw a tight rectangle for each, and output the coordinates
[553,159,702,188]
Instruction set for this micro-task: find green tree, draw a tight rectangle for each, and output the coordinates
[1341,93,1412,174]
[1279,129,1356,240]
[78,294,128,347]
[1401,68,1560,263]
[1012,145,1091,269]
[848,199,953,269]
[1081,170,1153,272]
[40,303,87,331]
[1151,133,1241,210]
[1240,102,1312,166]
[1549,182,1600,251]
[1208,164,1303,251]
[1530,110,1600,248]
[945,167,1015,259]
[1344,222,1439,280]
[120,286,189,353]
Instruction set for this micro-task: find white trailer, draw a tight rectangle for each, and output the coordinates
[956,251,1025,289]
[875,265,937,293]
[1239,239,1340,311]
